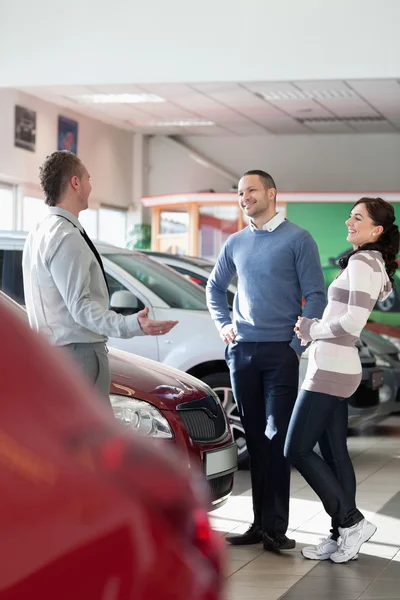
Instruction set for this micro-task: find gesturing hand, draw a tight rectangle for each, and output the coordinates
[137,306,178,336]
[220,323,237,344]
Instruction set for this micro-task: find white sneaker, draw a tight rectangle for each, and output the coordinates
[302,535,359,561]
[302,535,338,560]
[330,519,377,564]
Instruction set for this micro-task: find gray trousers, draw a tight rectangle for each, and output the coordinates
[62,342,112,407]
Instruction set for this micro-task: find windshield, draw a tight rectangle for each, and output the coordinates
[105,253,208,310]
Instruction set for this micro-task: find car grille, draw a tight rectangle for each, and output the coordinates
[208,473,234,502]
[177,395,227,442]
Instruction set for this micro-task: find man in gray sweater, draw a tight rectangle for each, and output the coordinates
[206,170,326,551]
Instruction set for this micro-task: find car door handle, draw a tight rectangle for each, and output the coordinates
[163,339,172,344]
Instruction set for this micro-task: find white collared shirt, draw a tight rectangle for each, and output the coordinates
[249,212,286,232]
[22,207,143,346]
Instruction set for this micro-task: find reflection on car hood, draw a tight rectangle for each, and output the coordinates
[108,347,211,410]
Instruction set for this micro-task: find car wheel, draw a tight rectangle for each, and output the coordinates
[202,372,249,469]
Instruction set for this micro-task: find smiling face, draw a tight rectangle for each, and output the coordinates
[346,202,384,247]
[238,175,276,221]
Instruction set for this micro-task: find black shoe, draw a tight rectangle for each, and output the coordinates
[263,533,296,552]
[226,523,263,546]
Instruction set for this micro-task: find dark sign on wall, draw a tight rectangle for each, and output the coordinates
[14,105,37,152]
[58,115,78,154]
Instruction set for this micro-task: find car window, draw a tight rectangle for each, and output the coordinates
[0,250,25,305]
[104,253,208,311]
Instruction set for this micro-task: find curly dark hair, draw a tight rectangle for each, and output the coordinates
[39,151,84,206]
[339,197,399,285]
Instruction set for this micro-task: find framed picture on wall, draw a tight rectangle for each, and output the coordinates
[14,105,37,152]
[58,115,78,154]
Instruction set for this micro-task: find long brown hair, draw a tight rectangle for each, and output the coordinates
[339,197,399,285]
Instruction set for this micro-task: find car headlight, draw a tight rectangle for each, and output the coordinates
[375,356,391,368]
[110,395,173,439]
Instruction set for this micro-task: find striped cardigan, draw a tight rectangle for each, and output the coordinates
[298,250,392,398]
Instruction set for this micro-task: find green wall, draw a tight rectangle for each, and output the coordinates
[287,202,353,266]
[287,202,400,266]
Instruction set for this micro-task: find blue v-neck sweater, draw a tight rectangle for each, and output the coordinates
[206,221,326,355]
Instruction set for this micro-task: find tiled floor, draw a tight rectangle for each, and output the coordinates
[210,416,400,600]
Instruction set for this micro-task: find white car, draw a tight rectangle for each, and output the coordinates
[0,231,246,462]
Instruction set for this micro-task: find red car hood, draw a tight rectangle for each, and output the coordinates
[0,291,211,411]
[109,348,212,410]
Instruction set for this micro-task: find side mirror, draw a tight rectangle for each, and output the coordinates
[110,291,143,315]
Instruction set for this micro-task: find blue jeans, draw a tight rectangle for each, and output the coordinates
[284,389,364,536]
[226,341,299,535]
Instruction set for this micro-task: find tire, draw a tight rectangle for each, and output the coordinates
[202,371,249,469]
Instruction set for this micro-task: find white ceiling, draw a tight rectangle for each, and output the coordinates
[19,79,400,137]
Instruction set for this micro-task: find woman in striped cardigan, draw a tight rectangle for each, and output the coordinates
[285,197,399,564]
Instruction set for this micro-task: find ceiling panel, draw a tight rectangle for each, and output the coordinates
[203,86,274,109]
[140,83,196,98]
[90,103,153,119]
[17,78,400,137]
[294,80,350,92]
[267,99,333,119]
[183,125,235,136]
[190,82,237,94]
[89,84,148,94]
[242,82,301,94]
[317,97,379,118]
[375,105,400,118]
[131,102,197,119]
[345,79,400,116]
[133,125,190,136]
[301,121,354,134]
[349,120,397,133]
[221,121,270,135]
[263,119,311,134]
[38,85,94,96]
[170,92,245,120]
[347,79,400,96]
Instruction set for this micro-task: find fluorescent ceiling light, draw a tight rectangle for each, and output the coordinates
[258,90,357,101]
[73,93,166,104]
[132,119,215,127]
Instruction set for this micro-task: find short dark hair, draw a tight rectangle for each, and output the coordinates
[39,151,84,206]
[243,170,277,191]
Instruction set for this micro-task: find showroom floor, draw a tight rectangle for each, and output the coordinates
[210,416,400,600]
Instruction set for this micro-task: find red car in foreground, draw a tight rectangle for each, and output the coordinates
[0,297,225,599]
[0,292,237,509]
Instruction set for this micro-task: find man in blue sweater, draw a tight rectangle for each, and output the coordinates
[206,170,326,551]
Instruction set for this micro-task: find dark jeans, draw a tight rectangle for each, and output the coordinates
[284,389,364,536]
[226,341,299,535]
